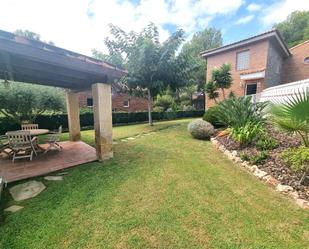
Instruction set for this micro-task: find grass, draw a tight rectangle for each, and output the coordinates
[0,119,309,249]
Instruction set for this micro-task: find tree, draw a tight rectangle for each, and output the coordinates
[92,48,124,68]
[15,29,54,45]
[274,11,309,47]
[211,64,232,100]
[103,23,189,125]
[0,83,65,124]
[180,28,222,109]
[205,80,219,103]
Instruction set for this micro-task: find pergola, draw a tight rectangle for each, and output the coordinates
[0,30,127,161]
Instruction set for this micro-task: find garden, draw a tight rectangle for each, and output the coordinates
[199,91,309,203]
[1,119,308,249]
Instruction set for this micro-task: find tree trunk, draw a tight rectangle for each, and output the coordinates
[221,88,226,100]
[147,88,153,126]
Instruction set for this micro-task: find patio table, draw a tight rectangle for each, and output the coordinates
[6,129,50,152]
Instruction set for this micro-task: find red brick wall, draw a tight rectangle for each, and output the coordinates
[78,91,149,112]
[282,41,309,84]
[205,40,269,108]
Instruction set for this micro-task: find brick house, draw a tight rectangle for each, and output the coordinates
[201,29,309,108]
[79,90,149,112]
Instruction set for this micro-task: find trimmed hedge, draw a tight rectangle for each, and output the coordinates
[0,111,204,134]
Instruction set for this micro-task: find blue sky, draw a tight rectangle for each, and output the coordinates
[0,0,308,55]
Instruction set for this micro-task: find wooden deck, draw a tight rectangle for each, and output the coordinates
[0,141,97,183]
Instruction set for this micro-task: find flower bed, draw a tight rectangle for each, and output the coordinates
[211,125,309,209]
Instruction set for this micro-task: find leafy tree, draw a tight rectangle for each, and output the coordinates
[205,80,219,103]
[15,29,54,45]
[211,63,232,100]
[0,83,65,124]
[274,11,309,47]
[92,48,124,68]
[104,23,189,125]
[180,28,222,109]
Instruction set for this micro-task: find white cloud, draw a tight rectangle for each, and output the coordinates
[0,0,244,56]
[235,15,254,25]
[247,3,262,12]
[262,0,309,25]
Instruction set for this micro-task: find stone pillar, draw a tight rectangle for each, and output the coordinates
[66,91,81,141]
[92,83,113,161]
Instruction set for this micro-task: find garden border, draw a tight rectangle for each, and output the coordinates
[210,137,309,209]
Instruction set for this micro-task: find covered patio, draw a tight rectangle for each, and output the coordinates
[0,30,127,183]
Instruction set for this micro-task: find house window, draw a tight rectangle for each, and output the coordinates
[304,57,309,64]
[245,83,257,95]
[236,50,250,70]
[123,100,129,107]
[87,98,93,107]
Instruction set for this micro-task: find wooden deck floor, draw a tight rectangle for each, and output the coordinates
[0,141,97,183]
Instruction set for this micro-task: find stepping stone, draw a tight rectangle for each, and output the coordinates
[113,141,118,145]
[121,139,127,142]
[10,181,46,201]
[44,176,63,181]
[127,137,136,140]
[4,205,24,213]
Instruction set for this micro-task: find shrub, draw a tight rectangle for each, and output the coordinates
[188,119,214,140]
[230,122,264,145]
[256,135,279,151]
[240,151,269,165]
[216,96,266,129]
[281,146,309,184]
[203,106,225,128]
[281,147,309,172]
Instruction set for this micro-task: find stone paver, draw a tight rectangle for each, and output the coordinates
[9,180,46,201]
[4,205,24,213]
[44,176,63,181]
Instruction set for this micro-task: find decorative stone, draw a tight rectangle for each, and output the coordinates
[263,175,280,187]
[288,191,299,200]
[44,176,63,181]
[218,145,225,152]
[233,156,242,163]
[9,181,46,201]
[276,184,293,193]
[4,205,24,213]
[231,150,238,157]
[249,165,259,173]
[216,129,229,137]
[296,198,309,209]
[254,169,268,179]
[241,161,250,168]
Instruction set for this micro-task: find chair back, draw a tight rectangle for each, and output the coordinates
[58,125,62,134]
[21,124,39,130]
[6,131,32,148]
[0,135,8,146]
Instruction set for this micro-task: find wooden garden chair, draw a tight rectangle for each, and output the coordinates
[0,135,12,157]
[45,126,63,153]
[21,123,39,130]
[6,131,38,163]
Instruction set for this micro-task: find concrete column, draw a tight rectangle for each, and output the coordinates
[66,91,81,141]
[92,83,113,161]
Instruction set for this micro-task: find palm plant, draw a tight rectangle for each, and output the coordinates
[205,80,219,103]
[216,96,267,128]
[270,89,309,147]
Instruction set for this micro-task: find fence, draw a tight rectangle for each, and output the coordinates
[256,78,309,104]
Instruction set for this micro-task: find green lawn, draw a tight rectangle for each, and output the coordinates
[1,119,308,249]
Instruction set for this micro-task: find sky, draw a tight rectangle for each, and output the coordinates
[0,0,308,56]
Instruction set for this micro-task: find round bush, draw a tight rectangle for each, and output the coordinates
[188,119,215,140]
[202,106,225,128]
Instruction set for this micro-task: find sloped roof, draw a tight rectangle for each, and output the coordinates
[200,29,290,58]
[0,30,127,90]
